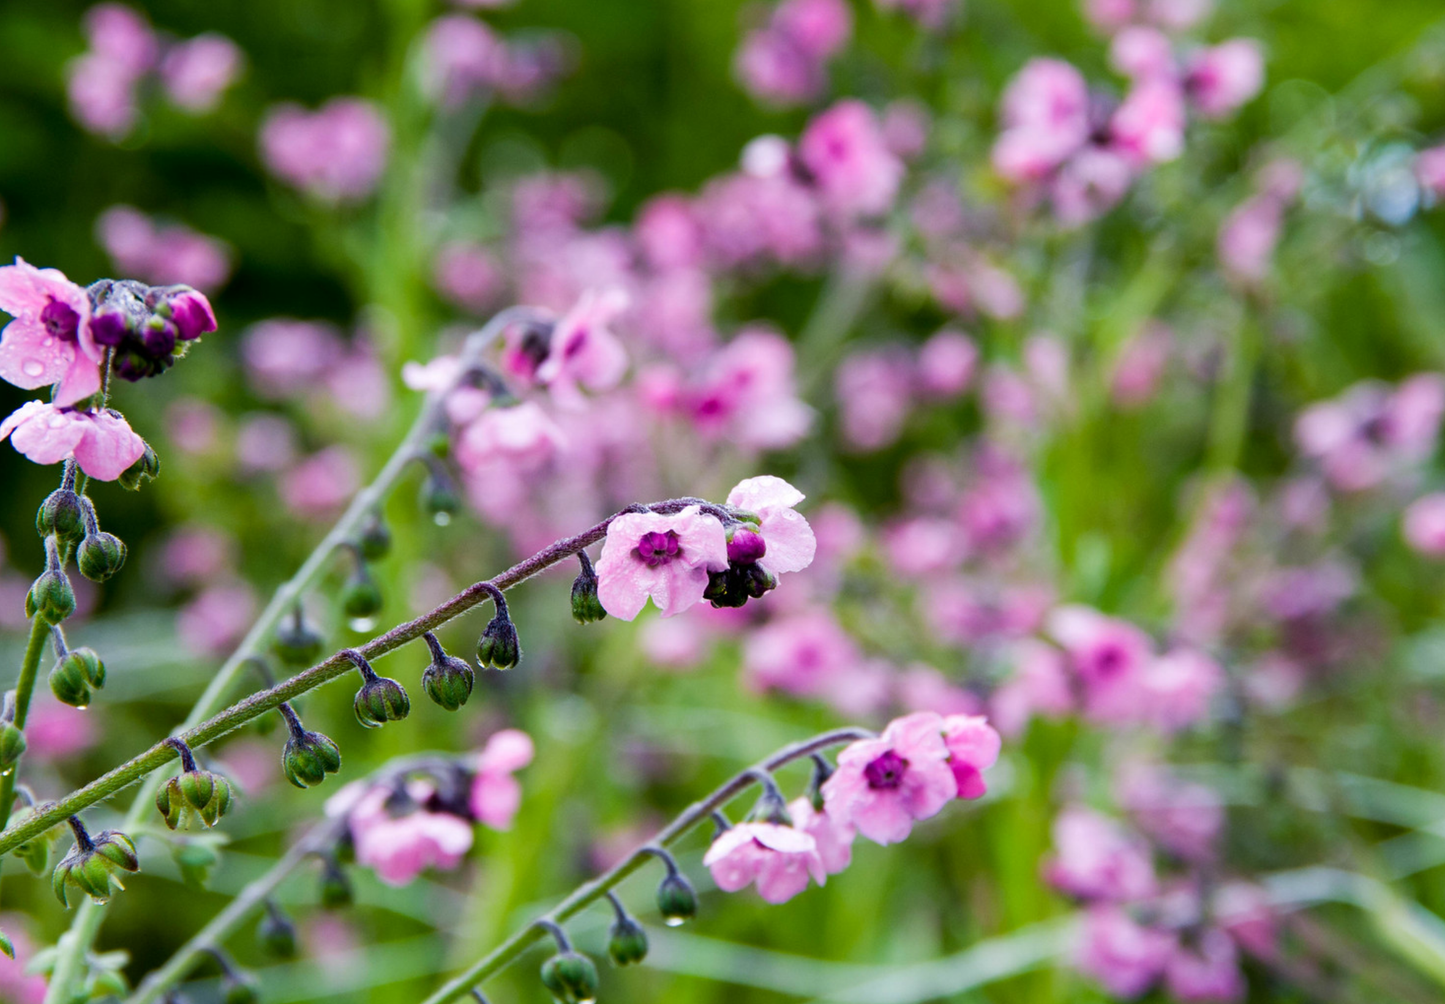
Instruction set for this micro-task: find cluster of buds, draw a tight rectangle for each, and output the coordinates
[279,703,342,789]
[53,816,139,907]
[703,518,780,608]
[87,279,217,381]
[155,738,234,830]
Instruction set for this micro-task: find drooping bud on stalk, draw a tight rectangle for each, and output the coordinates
[344,650,411,728]
[28,543,76,625]
[647,847,698,927]
[476,588,520,670]
[570,552,606,624]
[748,771,792,826]
[539,952,600,1004]
[419,462,461,526]
[605,891,648,967]
[341,558,384,624]
[77,531,127,582]
[421,631,474,711]
[155,738,234,830]
[279,703,342,789]
[318,854,353,909]
[256,900,298,958]
[0,692,26,774]
[118,441,160,491]
[52,816,139,907]
[36,482,86,547]
[220,968,260,1004]
[808,753,834,813]
[50,644,106,708]
[271,605,325,667]
[357,513,392,561]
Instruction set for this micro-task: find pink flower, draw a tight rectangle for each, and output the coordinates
[788,796,855,873]
[697,170,823,268]
[455,402,565,475]
[280,447,360,519]
[992,59,1091,182]
[67,53,140,139]
[177,582,258,657]
[1118,765,1223,862]
[536,288,630,403]
[1416,145,1445,201]
[703,822,827,904]
[1048,605,1154,723]
[1186,40,1264,119]
[798,100,904,217]
[1404,493,1445,556]
[0,923,50,1004]
[773,0,853,59]
[1111,323,1171,407]
[596,505,728,619]
[259,98,391,202]
[23,700,98,762]
[0,401,145,480]
[1076,905,1176,999]
[1295,376,1445,491]
[1084,0,1137,32]
[685,328,812,449]
[160,34,244,113]
[1148,0,1212,30]
[635,195,706,271]
[1110,79,1186,165]
[470,728,534,830]
[736,29,825,106]
[85,4,159,76]
[236,413,297,473]
[941,715,1001,799]
[1046,806,1157,902]
[422,16,507,108]
[433,241,504,313]
[1109,26,1176,80]
[96,206,233,293]
[1164,929,1246,1002]
[744,609,858,697]
[726,475,817,579]
[916,329,977,399]
[0,258,101,407]
[242,318,345,397]
[1215,881,1276,959]
[1051,145,1136,226]
[836,348,914,451]
[821,712,958,845]
[1217,192,1285,284]
[991,640,1075,735]
[1140,648,1223,732]
[343,781,475,887]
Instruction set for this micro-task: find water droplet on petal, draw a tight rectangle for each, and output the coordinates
[433,512,452,527]
[21,359,44,378]
[348,616,377,633]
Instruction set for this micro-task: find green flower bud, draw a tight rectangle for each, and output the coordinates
[282,727,342,789]
[353,674,410,729]
[476,613,521,670]
[49,648,104,708]
[0,721,26,774]
[28,569,76,624]
[341,566,383,622]
[420,470,460,525]
[656,871,697,926]
[256,903,298,958]
[539,951,600,1004]
[271,609,325,667]
[52,823,139,907]
[319,857,353,909]
[77,532,127,582]
[36,489,86,546]
[421,635,474,712]
[117,441,160,491]
[156,769,234,830]
[570,556,606,625]
[607,915,648,967]
[223,970,260,1004]
[357,514,392,561]
[172,840,219,888]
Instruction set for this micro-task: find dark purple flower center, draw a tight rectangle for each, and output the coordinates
[41,299,79,342]
[864,750,909,790]
[635,530,683,568]
[1092,644,1128,678]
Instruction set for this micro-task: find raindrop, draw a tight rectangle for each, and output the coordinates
[433,512,452,527]
[75,705,88,712]
[664,917,684,928]
[349,616,377,633]
[21,359,45,378]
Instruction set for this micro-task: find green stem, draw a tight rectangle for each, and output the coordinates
[1205,309,1262,476]
[38,306,541,1004]
[419,727,874,1004]
[0,616,52,831]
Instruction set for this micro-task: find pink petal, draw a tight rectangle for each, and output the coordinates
[72,411,145,481]
[54,351,102,407]
[759,507,816,574]
[10,406,85,465]
[0,320,75,391]
[478,729,534,773]
[470,774,522,830]
[728,474,805,512]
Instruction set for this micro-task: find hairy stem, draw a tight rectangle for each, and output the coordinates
[418,727,873,1004]
[0,616,53,833]
[38,305,543,1004]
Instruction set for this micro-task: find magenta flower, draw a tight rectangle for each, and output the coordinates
[1076,905,1176,999]
[684,328,813,449]
[0,259,102,407]
[798,100,904,217]
[535,288,630,404]
[159,33,244,113]
[0,401,145,481]
[1295,375,1445,491]
[940,714,1001,799]
[726,475,817,578]
[1164,928,1246,1003]
[1185,40,1264,119]
[992,59,1091,183]
[259,98,391,202]
[469,728,534,830]
[1139,647,1224,732]
[821,712,958,846]
[743,609,858,698]
[1045,806,1157,902]
[788,796,855,874]
[596,505,728,620]
[343,781,475,887]
[1048,605,1154,723]
[1110,79,1186,165]
[703,821,827,904]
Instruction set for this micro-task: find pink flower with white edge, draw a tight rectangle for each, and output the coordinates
[1076,905,1177,999]
[941,715,1001,799]
[0,259,101,407]
[345,781,475,887]
[469,728,534,830]
[821,712,958,846]
[798,100,904,217]
[535,288,630,405]
[1046,806,1157,902]
[596,506,729,619]
[454,401,564,476]
[726,475,817,578]
[1164,928,1246,1002]
[1404,493,1445,556]
[788,796,854,874]
[0,401,145,481]
[703,821,827,904]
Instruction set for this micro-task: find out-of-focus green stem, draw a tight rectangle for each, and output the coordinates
[1205,309,1262,475]
[0,617,51,833]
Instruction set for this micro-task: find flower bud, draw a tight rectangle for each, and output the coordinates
[78,531,127,582]
[28,569,76,624]
[353,674,411,728]
[726,526,767,564]
[743,563,778,599]
[570,557,606,625]
[49,647,105,708]
[422,653,474,712]
[272,610,325,667]
[222,970,260,1004]
[341,566,383,622]
[52,824,139,907]
[656,871,697,926]
[420,470,460,524]
[539,951,600,1004]
[257,903,298,958]
[607,915,649,967]
[319,857,353,909]
[0,722,26,774]
[282,728,343,789]
[156,769,234,830]
[36,489,87,547]
[476,613,521,670]
[149,285,217,342]
[172,839,219,887]
[118,442,160,491]
[358,514,392,561]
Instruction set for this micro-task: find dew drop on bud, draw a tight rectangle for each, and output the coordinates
[433,511,452,527]
[348,616,377,633]
[75,705,88,712]
[664,917,684,928]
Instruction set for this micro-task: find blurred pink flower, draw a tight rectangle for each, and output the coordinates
[635,195,706,271]
[704,822,827,903]
[1164,928,1246,1002]
[280,447,361,519]
[916,329,978,400]
[96,206,233,292]
[85,4,158,75]
[882,517,964,578]
[1294,375,1445,491]
[0,922,50,1004]
[242,319,345,397]
[1051,145,1136,226]
[423,16,507,108]
[898,665,981,717]
[166,397,222,455]
[744,609,857,697]
[215,737,280,796]
[1,401,145,480]
[1111,323,1171,407]
[1140,647,1224,732]
[159,525,235,588]
[789,796,855,873]
[881,100,930,159]
[821,712,958,845]
[1404,493,1445,556]
[596,506,728,619]
[536,288,630,404]
[24,700,98,762]
[798,100,904,217]
[1110,79,1186,165]
[1148,0,1212,30]
[1076,905,1176,998]
[177,582,258,657]
[1185,40,1264,119]
[640,612,711,669]
[260,98,391,202]
[1048,605,1154,723]
[1046,806,1157,902]
[66,5,158,138]
[1215,881,1277,959]
[236,412,298,474]
[434,241,505,313]
[344,781,474,887]
[992,59,1091,183]
[1118,765,1224,862]
[160,33,244,112]
[736,0,851,105]
[836,348,914,451]
[1084,0,1137,32]
[0,258,101,407]
[991,640,1075,735]
[941,714,1001,799]
[1416,145,1445,201]
[1109,26,1176,79]
[470,729,534,830]
[684,327,812,449]
[697,170,823,268]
